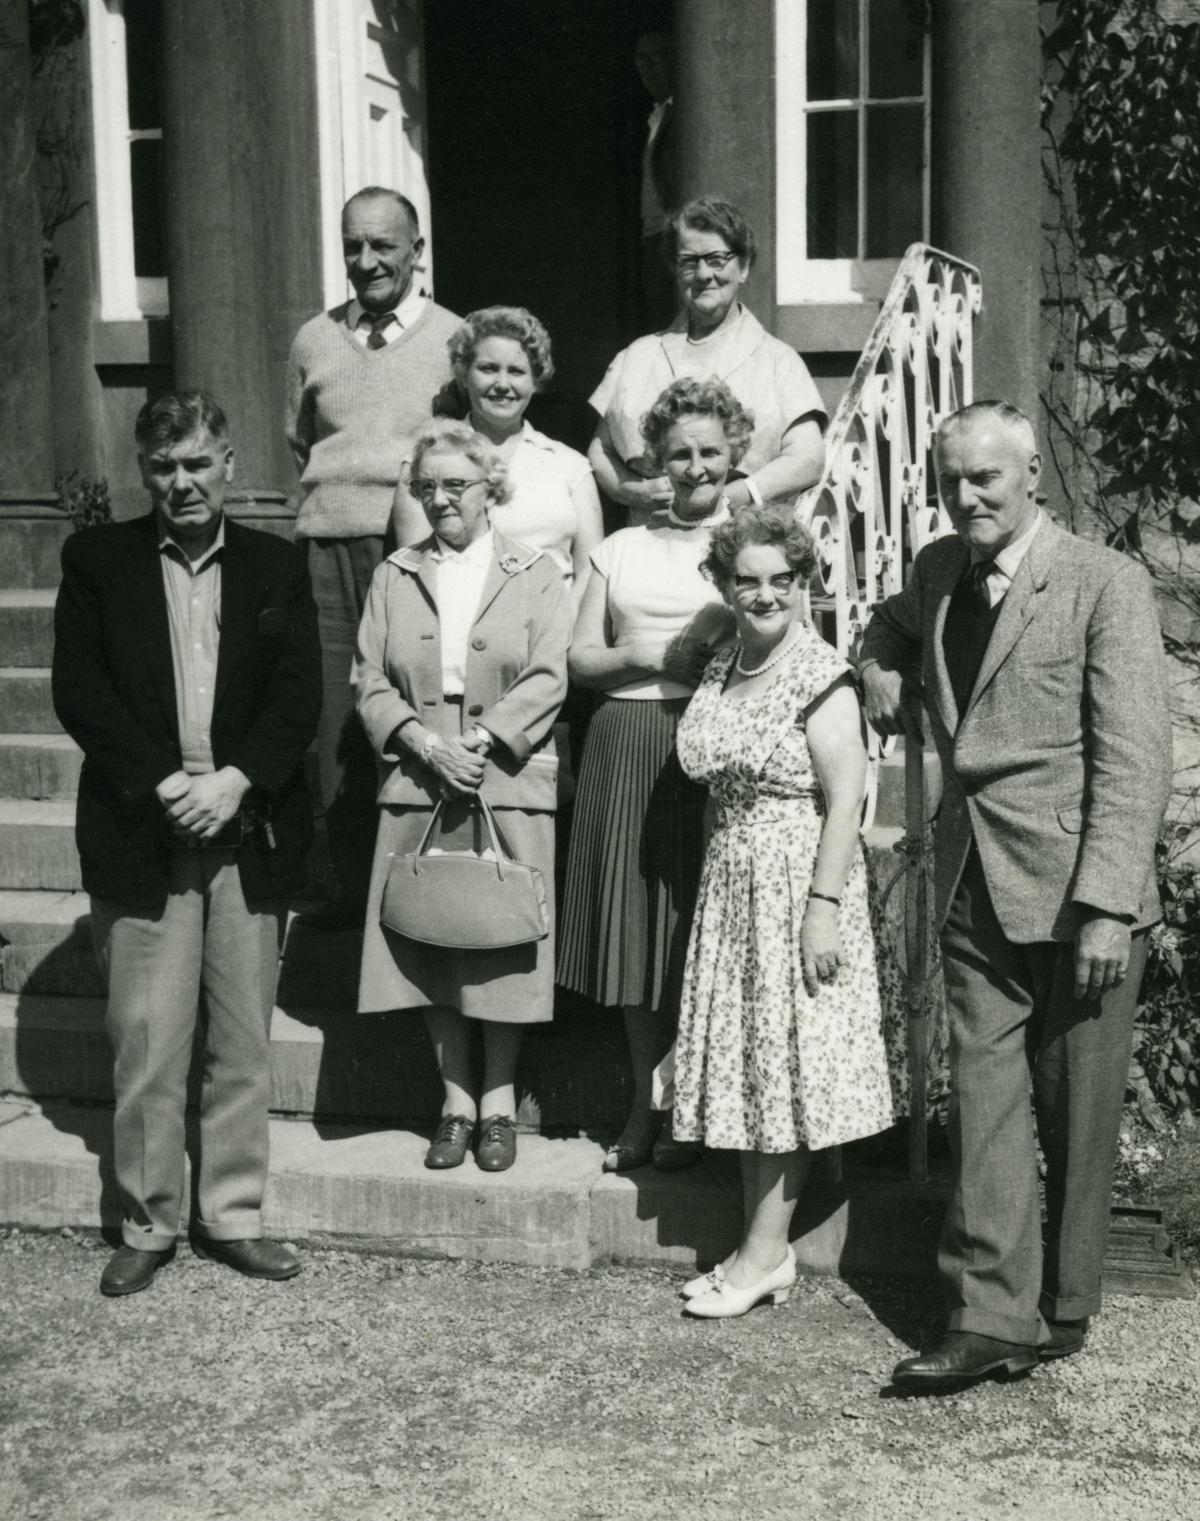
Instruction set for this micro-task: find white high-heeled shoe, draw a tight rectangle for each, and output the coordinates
[681,1262,727,1300]
[683,1246,797,1319]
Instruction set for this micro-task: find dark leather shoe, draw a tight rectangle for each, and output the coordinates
[892,1331,1038,1389]
[1040,1317,1089,1361]
[476,1114,517,1172]
[100,1244,172,1297]
[426,1114,475,1170]
[191,1237,301,1280]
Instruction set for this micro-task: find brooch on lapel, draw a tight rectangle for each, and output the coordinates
[498,552,521,575]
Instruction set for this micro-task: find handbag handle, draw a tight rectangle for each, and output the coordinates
[409,795,511,881]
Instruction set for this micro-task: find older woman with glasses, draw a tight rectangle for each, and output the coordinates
[588,195,826,525]
[671,505,902,1318]
[354,420,569,1174]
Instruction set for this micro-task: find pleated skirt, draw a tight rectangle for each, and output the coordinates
[358,799,556,1024]
[556,696,707,1013]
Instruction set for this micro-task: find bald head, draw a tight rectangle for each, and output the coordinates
[341,188,424,315]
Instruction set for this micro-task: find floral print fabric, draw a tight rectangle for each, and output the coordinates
[672,628,906,1153]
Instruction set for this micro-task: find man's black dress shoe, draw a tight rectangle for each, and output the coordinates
[1040,1317,1089,1361]
[100,1244,172,1297]
[892,1331,1039,1389]
[191,1237,301,1280]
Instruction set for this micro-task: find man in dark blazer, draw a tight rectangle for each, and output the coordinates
[860,400,1171,1389]
[52,391,321,1297]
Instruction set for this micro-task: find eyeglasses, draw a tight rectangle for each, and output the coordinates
[732,574,799,599]
[410,477,488,503]
[675,250,739,276]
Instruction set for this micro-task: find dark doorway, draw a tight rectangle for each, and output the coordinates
[424,1,667,453]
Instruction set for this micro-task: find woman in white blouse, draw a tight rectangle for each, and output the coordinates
[393,306,603,596]
[356,420,569,1175]
[557,378,748,1172]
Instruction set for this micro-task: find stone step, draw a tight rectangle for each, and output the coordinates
[0,1099,947,1279]
[0,735,82,800]
[0,590,56,667]
[0,669,60,734]
[0,508,71,590]
[0,890,98,997]
[0,984,632,1136]
[0,801,80,890]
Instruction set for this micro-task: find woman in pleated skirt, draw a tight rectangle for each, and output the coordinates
[557,378,750,1171]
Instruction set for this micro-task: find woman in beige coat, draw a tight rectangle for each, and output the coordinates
[354,420,569,1174]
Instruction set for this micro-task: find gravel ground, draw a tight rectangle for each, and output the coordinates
[2,1229,1198,1521]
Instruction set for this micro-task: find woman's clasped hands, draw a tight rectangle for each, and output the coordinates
[424,731,489,797]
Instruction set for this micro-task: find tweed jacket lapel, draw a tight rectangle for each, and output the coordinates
[964,518,1058,716]
[928,539,970,736]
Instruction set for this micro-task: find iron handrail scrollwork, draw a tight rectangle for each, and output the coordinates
[795,243,982,1180]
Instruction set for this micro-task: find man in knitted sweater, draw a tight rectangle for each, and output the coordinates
[286,187,459,927]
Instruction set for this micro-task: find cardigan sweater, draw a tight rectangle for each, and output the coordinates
[286,299,460,540]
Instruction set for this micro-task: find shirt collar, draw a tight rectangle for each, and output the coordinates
[347,286,427,334]
[430,527,494,564]
[977,509,1042,581]
[158,515,226,571]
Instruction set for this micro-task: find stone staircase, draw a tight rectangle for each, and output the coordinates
[0,501,944,1277]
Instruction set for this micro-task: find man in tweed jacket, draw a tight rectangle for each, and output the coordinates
[859,400,1171,1389]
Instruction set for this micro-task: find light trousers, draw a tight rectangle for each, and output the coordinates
[939,846,1145,1345]
[91,850,285,1251]
[305,535,385,900]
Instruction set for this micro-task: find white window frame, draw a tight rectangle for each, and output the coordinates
[313,0,433,312]
[776,0,930,306]
[88,0,168,319]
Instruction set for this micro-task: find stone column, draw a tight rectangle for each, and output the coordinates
[0,0,55,492]
[674,0,777,328]
[931,0,1043,421]
[160,0,323,493]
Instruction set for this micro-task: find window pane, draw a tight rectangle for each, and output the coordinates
[130,138,167,276]
[124,0,164,130]
[807,110,858,258]
[868,0,925,99]
[807,0,860,101]
[865,103,923,257]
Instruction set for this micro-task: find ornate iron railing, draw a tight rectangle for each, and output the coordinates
[796,244,983,1181]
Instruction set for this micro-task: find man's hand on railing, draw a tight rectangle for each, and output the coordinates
[860,661,924,743]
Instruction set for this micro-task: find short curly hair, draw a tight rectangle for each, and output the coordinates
[640,377,755,469]
[664,196,757,271]
[701,504,817,588]
[409,419,513,506]
[433,306,555,418]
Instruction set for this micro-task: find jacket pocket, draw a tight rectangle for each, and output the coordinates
[1057,805,1084,834]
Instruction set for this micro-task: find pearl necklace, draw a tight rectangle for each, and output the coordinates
[665,495,731,530]
[735,632,799,678]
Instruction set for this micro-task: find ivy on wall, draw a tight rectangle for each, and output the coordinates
[1042,1,1200,536]
[1043,2,1200,1127]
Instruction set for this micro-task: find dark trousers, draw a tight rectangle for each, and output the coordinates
[938,847,1145,1345]
[305,535,385,901]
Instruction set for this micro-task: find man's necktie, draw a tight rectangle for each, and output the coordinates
[970,560,996,615]
[365,315,394,349]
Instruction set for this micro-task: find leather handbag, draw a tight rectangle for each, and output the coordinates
[379,796,549,949]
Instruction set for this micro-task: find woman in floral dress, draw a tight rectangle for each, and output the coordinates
[672,504,903,1318]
